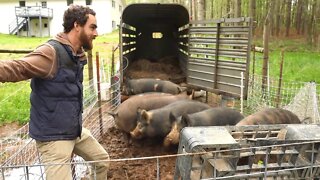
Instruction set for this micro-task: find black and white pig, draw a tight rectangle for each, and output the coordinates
[108,92,192,133]
[130,99,211,139]
[163,107,244,147]
[236,108,301,126]
[122,78,186,95]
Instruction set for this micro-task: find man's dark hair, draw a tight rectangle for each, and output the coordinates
[63,4,96,33]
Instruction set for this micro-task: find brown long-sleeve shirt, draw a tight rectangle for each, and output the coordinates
[0,33,86,82]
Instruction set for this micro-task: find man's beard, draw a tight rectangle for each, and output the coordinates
[80,30,93,51]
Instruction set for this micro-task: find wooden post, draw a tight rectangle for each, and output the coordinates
[109,47,115,103]
[276,49,284,107]
[96,52,103,136]
[111,46,115,77]
[213,23,221,90]
[87,50,93,83]
[262,5,271,94]
[252,44,256,89]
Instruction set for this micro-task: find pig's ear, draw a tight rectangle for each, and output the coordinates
[141,109,151,124]
[106,111,118,118]
[177,87,182,93]
[178,86,187,93]
[125,77,131,83]
[181,114,191,127]
[137,107,143,114]
[169,112,176,124]
[136,107,142,118]
[189,89,195,99]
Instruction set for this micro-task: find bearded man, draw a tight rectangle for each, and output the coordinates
[0,5,109,180]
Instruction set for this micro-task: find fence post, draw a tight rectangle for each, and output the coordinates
[241,72,244,114]
[1,167,5,180]
[276,49,284,108]
[252,44,256,80]
[213,22,221,90]
[96,52,103,136]
[87,50,94,83]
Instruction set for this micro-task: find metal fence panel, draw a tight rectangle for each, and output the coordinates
[187,17,252,98]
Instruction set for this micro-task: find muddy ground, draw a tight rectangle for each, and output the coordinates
[101,125,178,180]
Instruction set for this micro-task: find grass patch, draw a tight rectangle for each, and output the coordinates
[0,34,47,49]
[269,51,320,82]
[252,37,319,83]
[0,82,31,125]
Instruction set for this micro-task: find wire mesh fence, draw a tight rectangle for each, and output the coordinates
[0,71,121,179]
[0,81,31,122]
[1,70,320,179]
[246,74,320,124]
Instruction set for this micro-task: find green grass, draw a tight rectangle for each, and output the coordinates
[0,34,47,49]
[252,50,320,83]
[252,37,320,83]
[0,31,119,125]
[270,51,319,82]
[0,82,31,125]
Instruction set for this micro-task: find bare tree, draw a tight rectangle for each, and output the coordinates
[197,0,206,21]
[234,0,241,18]
[211,0,214,18]
[249,0,256,36]
[269,0,275,36]
[285,0,292,37]
[315,0,320,48]
[302,0,309,35]
[308,0,317,45]
[188,0,193,19]
[295,0,303,34]
[192,0,197,20]
[226,0,231,18]
[274,0,281,36]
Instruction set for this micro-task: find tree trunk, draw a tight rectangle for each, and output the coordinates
[192,0,197,20]
[249,0,256,36]
[314,0,320,48]
[269,0,275,36]
[188,0,193,20]
[262,1,271,91]
[274,0,281,36]
[234,0,241,18]
[189,0,193,20]
[285,0,292,37]
[281,0,287,27]
[226,0,231,18]
[295,0,303,34]
[211,0,214,18]
[308,0,316,45]
[197,0,206,21]
[302,0,309,35]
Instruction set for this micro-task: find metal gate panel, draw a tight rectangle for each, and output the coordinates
[174,124,320,180]
[187,17,252,98]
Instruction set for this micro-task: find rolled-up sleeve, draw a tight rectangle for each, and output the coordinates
[0,43,56,82]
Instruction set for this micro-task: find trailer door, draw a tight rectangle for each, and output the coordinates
[187,17,252,98]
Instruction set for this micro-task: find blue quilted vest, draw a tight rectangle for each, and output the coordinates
[29,39,87,141]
